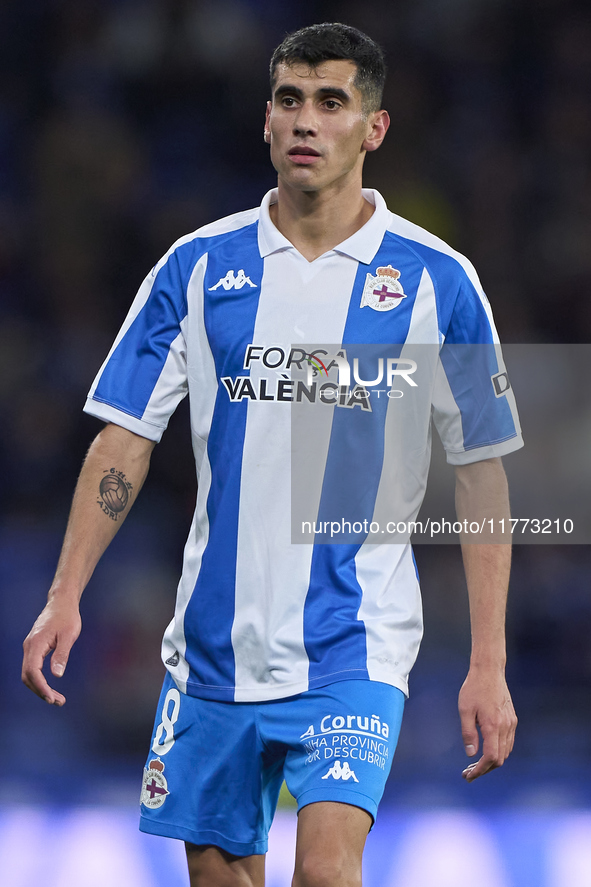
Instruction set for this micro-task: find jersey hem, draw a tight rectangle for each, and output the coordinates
[366,670,409,698]
[183,670,409,703]
[139,816,269,856]
[445,432,524,465]
[83,398,165,442]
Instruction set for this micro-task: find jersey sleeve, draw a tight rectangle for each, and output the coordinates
[432,269,523,465]
[84,249,190,442]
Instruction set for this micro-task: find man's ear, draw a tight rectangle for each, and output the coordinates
[363,109,390,153]
[264,102,272,143]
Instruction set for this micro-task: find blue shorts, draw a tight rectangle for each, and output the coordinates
[139,673,405,856]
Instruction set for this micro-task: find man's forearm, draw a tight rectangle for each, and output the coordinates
[454,457,517,780]
[460,543,510,667]
[455,457,511,664]
[50,422,155,602]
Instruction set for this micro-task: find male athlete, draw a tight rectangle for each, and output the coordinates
[23,23,521,887]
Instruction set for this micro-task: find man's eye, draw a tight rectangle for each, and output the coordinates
[282,97,297,107]
[324,100,341,110]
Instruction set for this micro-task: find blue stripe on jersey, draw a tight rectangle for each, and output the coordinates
[303,238,420,686]
[385,233,517,448]
[315,344,402,545]
[182,223,263,700]
[304,543,368,687]
[93,246,195,418]
[439,343,516,449]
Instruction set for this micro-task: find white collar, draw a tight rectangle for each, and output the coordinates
[257,188,391,264]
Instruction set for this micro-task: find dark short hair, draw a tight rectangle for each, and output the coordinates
[270,23,386,113]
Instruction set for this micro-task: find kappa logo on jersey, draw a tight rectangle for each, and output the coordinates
[322,761,359,782]
[141,758,170,809]
[360,265,406,312]
[208,269,257,291]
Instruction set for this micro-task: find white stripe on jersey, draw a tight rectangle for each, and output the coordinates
[355,542,422,692]
[231,249,359,700]
[404,267,440,346]
[142,327,188,430]
[368,269,440,544]
[161,254,218,688]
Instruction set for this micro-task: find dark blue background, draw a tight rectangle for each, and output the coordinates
[2,0,591,808]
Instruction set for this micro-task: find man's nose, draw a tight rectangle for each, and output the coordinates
[293,101,318,135]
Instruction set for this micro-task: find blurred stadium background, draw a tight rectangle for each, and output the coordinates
[2,0,591,883]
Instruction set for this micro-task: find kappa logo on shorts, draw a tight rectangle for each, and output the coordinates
[322,761,359,782]
[208,269,257,291]
[141,758,170,809]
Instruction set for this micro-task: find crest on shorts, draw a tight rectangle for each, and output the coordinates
[360,265,406,312]
[140,758,169,809]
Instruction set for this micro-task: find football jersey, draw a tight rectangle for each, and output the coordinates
[84,189,522,702]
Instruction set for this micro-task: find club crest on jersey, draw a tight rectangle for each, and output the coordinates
[140,758,170,809]
[360,265,406,312]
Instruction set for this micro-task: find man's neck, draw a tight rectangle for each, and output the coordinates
[269,179,375,262]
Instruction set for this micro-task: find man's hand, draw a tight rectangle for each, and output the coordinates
[458,664,517,782]
[22,598,82,706]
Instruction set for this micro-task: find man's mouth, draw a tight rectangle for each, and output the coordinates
[288,146,321,163]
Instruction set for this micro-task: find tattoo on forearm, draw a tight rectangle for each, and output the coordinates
[97,468,133,521]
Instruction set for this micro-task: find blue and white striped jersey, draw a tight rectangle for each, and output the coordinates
[85,189,522,702]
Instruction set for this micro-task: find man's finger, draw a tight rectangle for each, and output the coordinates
[22,627,71,706]
[21,662,66,706]
[462,754,497,781]
[22,664,50,699]
[505,708,518,761]
[51,633,76,677]
[22,635,53,693]
[459,708,479,757]
[463,721,502,781]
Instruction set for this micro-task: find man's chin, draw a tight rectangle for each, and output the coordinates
[276,168,327,192]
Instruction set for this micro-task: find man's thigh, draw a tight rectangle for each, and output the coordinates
[183,801,372,887]
[185,844,265,887]
[293,802,371,887]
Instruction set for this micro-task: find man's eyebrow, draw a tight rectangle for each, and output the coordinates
[273,84,352,103]
[316,87,351,103]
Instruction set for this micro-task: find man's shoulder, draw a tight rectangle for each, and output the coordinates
[189,205,261,241]
[173,205,260,253]
[151,205,261,280]
[383,210,482,293]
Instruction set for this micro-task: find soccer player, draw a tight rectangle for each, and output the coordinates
[22,23,521,887]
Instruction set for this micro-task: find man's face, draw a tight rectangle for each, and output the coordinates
[265,60,382,194]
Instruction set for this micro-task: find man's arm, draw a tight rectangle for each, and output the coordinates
[22,422,156,706]
[454,456,518,782]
